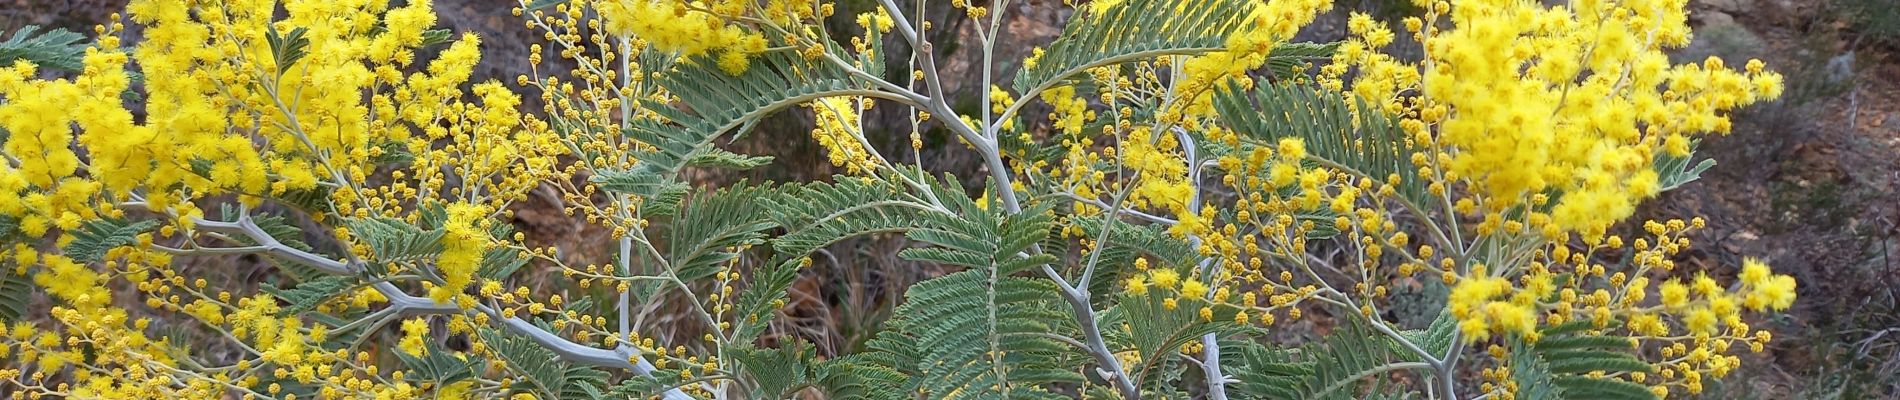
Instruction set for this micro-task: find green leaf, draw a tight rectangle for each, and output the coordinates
[1542,351,1651,375]
[0,263,29,322]
[860,270,1082,400]
[524,0,570,11]
[1228,320,1425,400]
[591,168,690,198]
[608,373,693,399]
[729,257,802,344]
[1068,218,1198,299]
[0,25,87,72]
[342,217,443,272]
[1230,340,1311,400]
[478,245,530,281]
[63,218,161,263]
[265,25,310,76]
[1305,321,1423,399]
[479,329,609,398]
[417,29,456,48]
[628,50,863,179]
[263,275,360,316]
[1111,291,1236,382]
[1263,42,1340,80]
[668,182,778,282]
[1551,376,1656,399]
[688,149,775,170]
[1509,326,1660,400]
[729,342,818,398]
[394,344,488,384]
[271,186,337,215]
[1654,139,1714,192]
[1533,335,1635,352]
[1396,309,1458,361]
[1016,0,1258,94]
[1511,338,1565,400]
[899,178,1057,276]
[1214,83,1432,209]
[813,355,909,400]
[765,175,931,258]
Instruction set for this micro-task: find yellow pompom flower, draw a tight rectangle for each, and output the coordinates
[1125,275,1150,296]
[399,318,430,355]
[1149,269,1181,290]
[807,97,879,174]
[431,202,491,304]
[1180,280,1209,299]
[1659,279,1690,309]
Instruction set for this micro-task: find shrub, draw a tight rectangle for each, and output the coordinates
[0,0,1793,398]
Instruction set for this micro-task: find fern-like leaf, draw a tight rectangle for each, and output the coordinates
[1508,324,1659,400]
[1230,340,1312,400]
[342,217,443,270]
[1230,320,1426,400]
[862,270,1082,400]
[479,329,609,398]
[688,149,775,170]
[1654,139,1714,192]
[629,50,864,178]
[1068,218,1198,299]
[668,182,778,282]
[1015,0,1256,94]
[1214,83,1432,209]
[729,258,802,344]
[899,178,1057,276]
[0,25,86,72]
[63,218,161,263]
[590,168,690,198]
[1110,291,1236,382]
[765,175,932,258]
[0,264,28,322]
[263,275,360,316]
[394,344,488,384]
[1263,42,1340,80]
[813,354,909,400]
[728,342,820,398]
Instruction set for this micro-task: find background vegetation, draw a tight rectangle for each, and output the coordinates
[1,0,1895,397]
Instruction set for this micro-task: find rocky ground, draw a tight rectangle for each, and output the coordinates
[5,0,1898,397]
[1660,0,1900,397]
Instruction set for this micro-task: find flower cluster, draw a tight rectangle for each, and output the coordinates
[0,0,573,397]
[0,0,1804,397]
[593,0,775,74]
[807,96,882,174]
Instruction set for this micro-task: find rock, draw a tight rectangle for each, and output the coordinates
[1697,10,1737,28]
[1672,21,1767,64]
[1698,0,1755,13]
[1826,51,1857,85]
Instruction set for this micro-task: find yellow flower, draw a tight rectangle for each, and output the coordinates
[1659,279,1689,309]
[1125,275,1150,296]
[1745,274,1797,312]
[1180,280,1209,299]
[1275,138,1306,162]
[1684,307,1719,335]
[807,97,879,174]
[1149,269,1181,290]
[399,318,430,355]
[431,202,490,304]
[1738,258,1771,287]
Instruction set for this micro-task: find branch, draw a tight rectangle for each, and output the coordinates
[192,214,694,400]
[861,2,1136,396]
[1176,128,1228,400]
